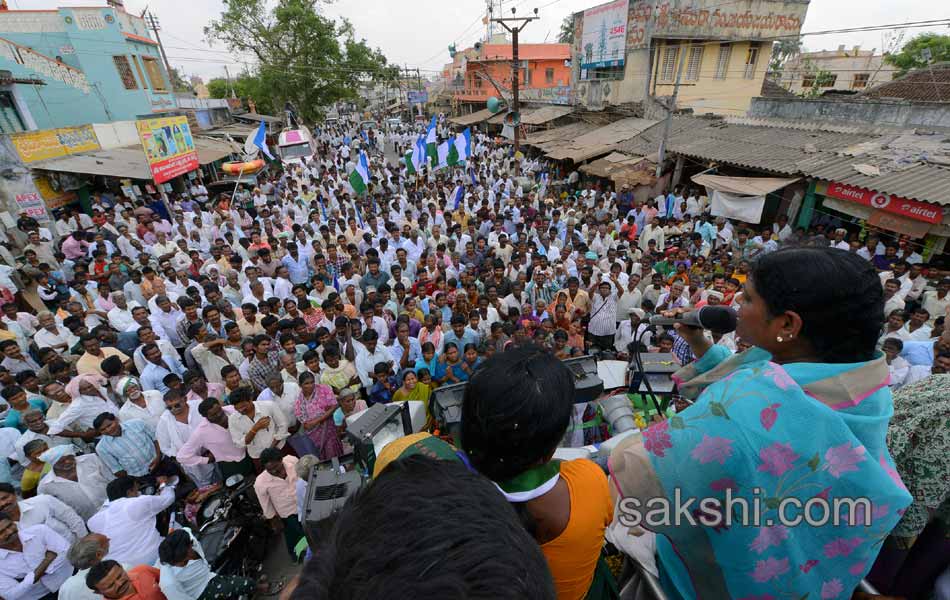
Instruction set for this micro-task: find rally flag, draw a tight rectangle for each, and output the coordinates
[349,151,370,195]
[243,120,275,160]
[404,151,416,175]
[425,116,438,165]
[436,141,450,170]
[538,172,549,199]
[412,135,426,173]
[468,166,477,186]
[451,184,464,209]
[447,135,460,167]
[453,128,471,164]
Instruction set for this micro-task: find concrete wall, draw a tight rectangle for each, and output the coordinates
[571,0,809,113]
[749,97,950,129]
[0,6,173,130]
[779,47,897,94]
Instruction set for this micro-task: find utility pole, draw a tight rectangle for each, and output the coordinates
[416,67,423,118]
[223,65,235,99]
[491,7,538,155]
[144,12,173,77]
[655,41,688,178]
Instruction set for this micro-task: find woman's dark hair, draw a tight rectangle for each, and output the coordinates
[751,247,883,363]
[460,344,574,482]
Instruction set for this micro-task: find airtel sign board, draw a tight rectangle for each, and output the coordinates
[825,181,942,224]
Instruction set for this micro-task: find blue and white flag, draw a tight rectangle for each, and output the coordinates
[451,184,464,210]
[243,120,275,160]
[468,166,477,186]
[538,172,549,199]
[411,135,426,173]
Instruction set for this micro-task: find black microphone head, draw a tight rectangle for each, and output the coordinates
[696,306,737,334]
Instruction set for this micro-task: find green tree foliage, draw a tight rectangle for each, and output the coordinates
[168,68,194,93]
[768,39,802,75]
[207,73,275,114]
[558,16,574,45]
[885,33,950,76]
[205,0,399,122]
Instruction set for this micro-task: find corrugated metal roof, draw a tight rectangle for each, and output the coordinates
[521,105,574,125]
[194,137,234,165]
[449,108,495,126]
[524,122,593,149]
[799,154,950,206]
[545,117,658,162]
[29,146,152,179]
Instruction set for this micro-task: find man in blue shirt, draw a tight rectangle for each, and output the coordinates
[94,414,159,478]
[139,342,185,394]
[443,315,479,351]
[281,242,311,285]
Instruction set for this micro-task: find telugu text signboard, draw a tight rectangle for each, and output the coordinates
[580,0,630,69]
[136,116,199,184]
[10,125,99,163]
[825,181,942,224]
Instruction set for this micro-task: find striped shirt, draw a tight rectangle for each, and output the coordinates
[588,292,618,337]
[96,419,157,477]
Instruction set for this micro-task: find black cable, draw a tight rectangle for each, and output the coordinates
[630,324,665,418]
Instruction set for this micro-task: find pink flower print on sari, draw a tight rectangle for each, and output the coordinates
[823,537,861,558]
[749,525,789,554]
[824,442,866,478]
[691,435,734,465]
[820,579,844,599]
[750,557,790,583]
[759,403,780,431]
[848,562,866,576]
[879,453,908,491]
[815,486,832,501]
[710,477,738,492]
[643,420,673,457]
[757,442,800,477]
[764,363,796,390]
[799,559,819,573]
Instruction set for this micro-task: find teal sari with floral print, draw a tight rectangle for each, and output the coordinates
[609,346,912,600]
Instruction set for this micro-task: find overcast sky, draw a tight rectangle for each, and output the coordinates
[24,0,950,82]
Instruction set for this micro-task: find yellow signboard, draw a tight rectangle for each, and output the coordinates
[136,116,199,184]
[33,175,76,211]
[10,125,100,163]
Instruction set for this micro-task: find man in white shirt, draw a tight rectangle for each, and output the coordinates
[106,292,138,332]
[354,330,394,390]
[0,517,72,600]
[33,312,78,352]
[882,279,906,317]
[37,447,112,523]
[0,486,88,545]
[226,390,289,462]
[88,476,176,567]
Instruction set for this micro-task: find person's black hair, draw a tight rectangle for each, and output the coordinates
[93,412,117,430]
[86,559,121,591]
[158,529,192,565]
[361,329,378,342]
[460,344,574,482]
[259,447,282,466]
[0,385,23,401]
[100,355,123,377]
[881,337,904,352]
[750,247,883,363]
[13,370,35,384]
[105,476,135,501]
[293,455,555,600]
[229,387,254,406]
[220,365,238,379]
[197,397,219,417]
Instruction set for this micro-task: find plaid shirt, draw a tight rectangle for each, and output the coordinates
[326,254,348,280]
[247,349,281,391]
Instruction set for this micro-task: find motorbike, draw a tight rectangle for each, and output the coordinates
[191,474,271,578]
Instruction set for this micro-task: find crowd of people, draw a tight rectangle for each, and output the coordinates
[0,112,945,600]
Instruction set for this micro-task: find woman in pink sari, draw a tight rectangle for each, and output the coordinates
[294,371,344,460]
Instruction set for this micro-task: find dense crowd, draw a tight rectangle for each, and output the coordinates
[0,114,946,600]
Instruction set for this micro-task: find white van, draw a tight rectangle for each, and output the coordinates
[277,126,317,166]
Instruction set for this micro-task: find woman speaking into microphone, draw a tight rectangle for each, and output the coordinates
[609,247,912,599]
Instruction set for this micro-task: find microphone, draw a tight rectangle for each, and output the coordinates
[649,306,737,334]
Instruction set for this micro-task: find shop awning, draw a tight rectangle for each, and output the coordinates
[691,174,800,196]
[579,152,653,183]
[29,145,152,179]
[232,112,283,124]
[524,122,593,151]
[545,118,658,162]
[194,137,235,165]
[201,124,258,140]
[449,108,495,126]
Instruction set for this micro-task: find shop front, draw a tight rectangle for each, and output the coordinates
[804,179,949,260]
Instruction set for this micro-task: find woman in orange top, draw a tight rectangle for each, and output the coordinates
[461,345,616,600]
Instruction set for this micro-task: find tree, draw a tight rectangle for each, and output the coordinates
[768,38,802,75]
[205,0,398,122]
[885,33,950,76]
[558,15,574,45]
[168,68,193,93]
[800,68,836,98]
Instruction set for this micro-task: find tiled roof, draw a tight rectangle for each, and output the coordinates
[860,64,950,103]
[477,43,571,61]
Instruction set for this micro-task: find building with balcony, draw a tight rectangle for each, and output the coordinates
[569,0,810,116]
[778,46,898,95]
[0,1,174,133]
[449,42,573,112]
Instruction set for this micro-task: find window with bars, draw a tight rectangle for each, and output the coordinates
[113,55,138,90]
[142,56,167,91]
[802,74,816,88]
[133,56,148,89]
[714,44,731,79]
[852,73,870,88]
[743,43,760,79]
[546,68,555,84]
[685,46,703,81]
[659,46,679,82]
